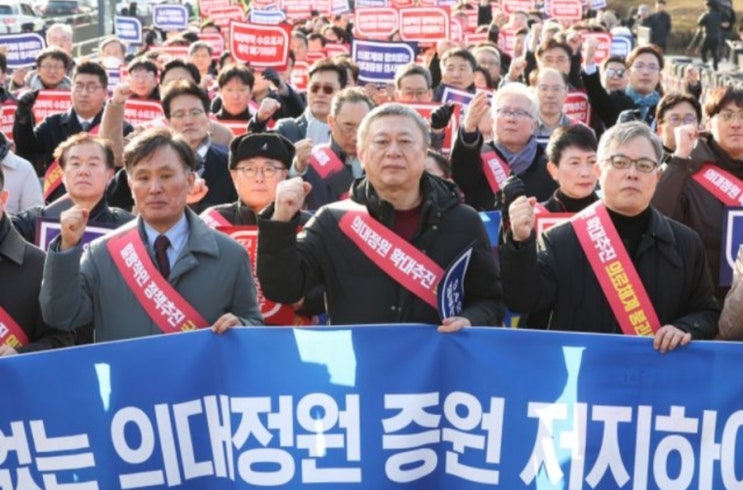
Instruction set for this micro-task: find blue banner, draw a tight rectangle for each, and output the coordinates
[115,15,143,44]
[352,40,418,84]
[720,207,743,286]
[1,326,741,488]
[152,4,189,30]
[0,33,45,69]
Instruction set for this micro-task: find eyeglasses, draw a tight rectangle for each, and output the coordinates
[663,114,697,126]
[233,165,285,178]
[73,83,103,93]
[309,84,336,95]
[495,108,533,120]
[605,155,658,173]
[631,62,660,72]
[39,63,64,71]
[605,68,626,78]
[170,108,206,120]
[716,110,743,124]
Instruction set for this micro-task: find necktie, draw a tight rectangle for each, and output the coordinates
[154,235,171,279]
[80,121,91,132]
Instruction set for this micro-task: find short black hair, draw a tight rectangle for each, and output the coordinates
[161,80,210,119]
[546,124,598,165]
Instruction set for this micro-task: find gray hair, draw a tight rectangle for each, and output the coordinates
[330,87,375,118]
[597,121,663,165]
[394,62,433,90]
[357,103,430,148]
[46,23,73,42]
[492,82,539,120]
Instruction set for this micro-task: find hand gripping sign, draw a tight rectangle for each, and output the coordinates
[230,21,292,70]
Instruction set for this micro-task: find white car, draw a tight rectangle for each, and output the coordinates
[0,2,44,33]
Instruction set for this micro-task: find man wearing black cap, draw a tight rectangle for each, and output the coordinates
[201,133,297,225]
[200,133,324,326]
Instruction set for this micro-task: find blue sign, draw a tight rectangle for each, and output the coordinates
[352,40,417,84]
[0,33,45,69]
[250,8,287,25]
[720,207,743,286]
[152,4,189,31]
[114,15,142,44]
[611,36,633,58]
[1,327,742,488]
[438,245,473,318]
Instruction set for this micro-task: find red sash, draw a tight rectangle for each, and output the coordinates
[107,227,208,333]
[338,203,443,309]
[0,306,28,348]
[218,225,316,326]
[692,164,743,206]
[571,202,660,336]
[481,151,510,193]
[310,145,345,179]
[43,124,100,200]
[42,161,64,201]
[199,208,232,229]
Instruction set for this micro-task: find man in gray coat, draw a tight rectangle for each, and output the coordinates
[41,127,263,342]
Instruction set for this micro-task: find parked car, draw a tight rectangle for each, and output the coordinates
[0,2,44,33]
[40,0,93,25]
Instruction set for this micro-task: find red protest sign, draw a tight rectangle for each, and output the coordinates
[465,32,489,46]
[290,61,310,91]
[501,0,534,14]
[280,0,313,20]
[314,0,332,15]
[399,7,450,45]
[199,0,231,18]
[354,8,399,40]
[151,46,189,64]
[230,21,292,70]
[124,100,164,127]
[581,31,613,65]
[1,104,16,142]
[549,0,583,21]
[391,0,413,6]
[206,6,245,32]
[450,17,463,43]
[215,119,248,136]
[251,0,273,8]
[33,90,72,124]
[199,33,225,58]
[564,91,591,125]
[407,102,460,156]
[325,43,350,57]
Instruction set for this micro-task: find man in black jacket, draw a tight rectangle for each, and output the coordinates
[0,165,73,356]
[12,60,133,202]
[501,121,719,351]
[257,103,505,331]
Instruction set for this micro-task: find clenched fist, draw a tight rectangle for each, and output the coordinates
[273,177,312,222]
[60,205,90,251]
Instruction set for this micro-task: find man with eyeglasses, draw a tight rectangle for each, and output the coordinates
[653,93,702,165]
[582,44,663,128]
[13,60,133,202]
[9,47,72,92]
[393,63,433,104]
[107,80,236,214]
[200,133,324,325]
[653,86,743,303]
[449,82,556,212]
[293,87,374,209]
[502,121,719,349]
[126,58,160,101]
[248,59,347,154]
[599,56,629,93]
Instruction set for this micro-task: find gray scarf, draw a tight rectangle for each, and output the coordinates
[494,136,538,176]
